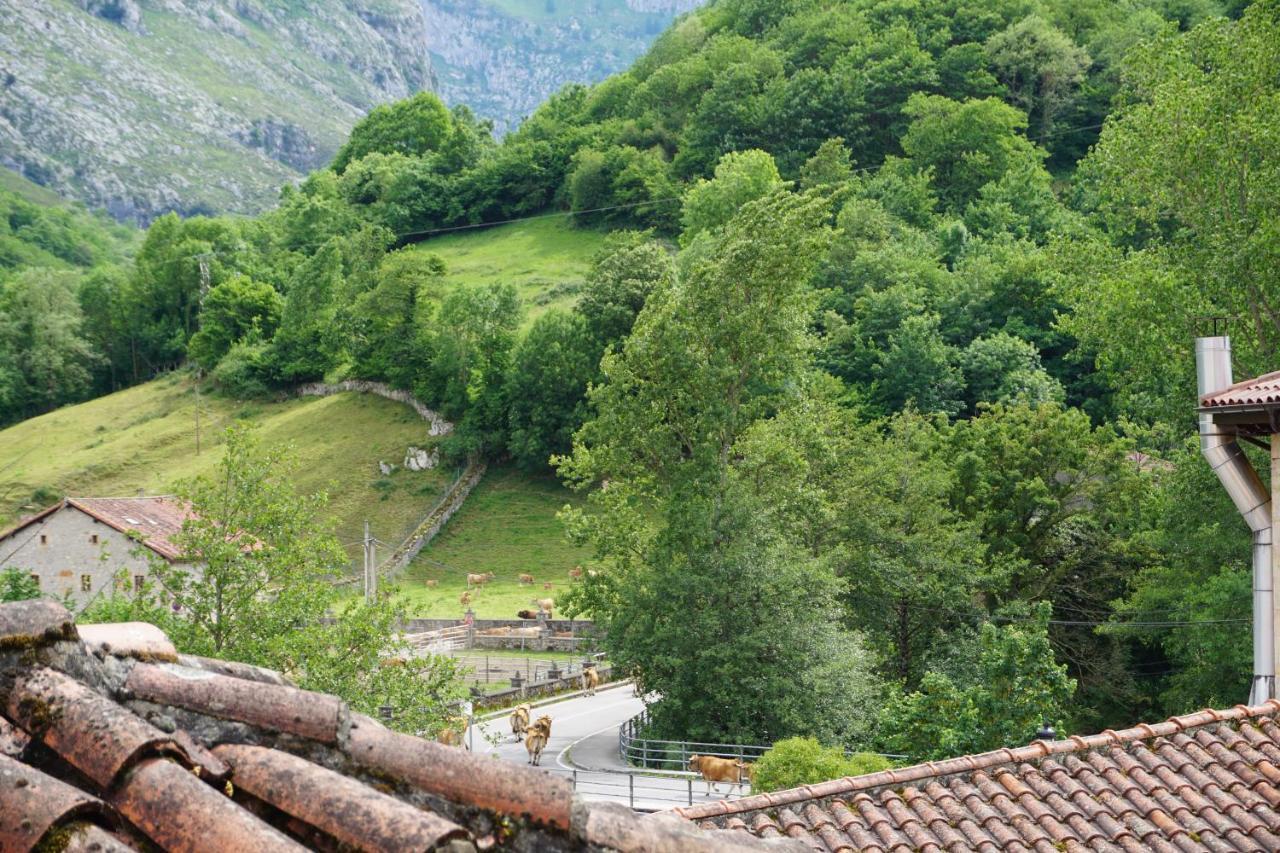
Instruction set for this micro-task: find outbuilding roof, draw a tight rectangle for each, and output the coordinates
[0,600,793,852]
[0,496,190,561]
[677,701,1280,852]
[1199,370,1280,410]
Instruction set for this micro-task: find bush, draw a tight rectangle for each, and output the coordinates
[211,340,274,398]
[750,737,891,793]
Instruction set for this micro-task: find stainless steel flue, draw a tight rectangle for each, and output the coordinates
[1195,335,1275,704]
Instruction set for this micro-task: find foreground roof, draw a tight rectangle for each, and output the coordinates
[678,702,1280,852]
[0,496,190,561]
[1199,370,1280,410]
[0,601,793,852]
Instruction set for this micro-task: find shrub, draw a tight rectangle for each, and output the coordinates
[211,340,274,398]
[750,737,891,793]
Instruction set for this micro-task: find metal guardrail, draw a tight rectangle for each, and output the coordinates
[541,765,753,811]
[618,709,770,771]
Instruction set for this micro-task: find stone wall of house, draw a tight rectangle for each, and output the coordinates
[0,507,165,609]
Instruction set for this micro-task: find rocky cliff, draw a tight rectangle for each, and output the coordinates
[0,0,435,222]
[422,0,705,136]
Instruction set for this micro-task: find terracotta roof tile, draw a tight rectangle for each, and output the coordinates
[79,622,178,663]
[126,662,347,744]
[0,600,777,852]
[1200,370,1280,409]
[0,751,116,851]
[679,702,1280,852]
[0,498,194,562]
[212,743,470,851]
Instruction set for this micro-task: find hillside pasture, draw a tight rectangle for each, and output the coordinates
[389,466,595,618]
[0,374,452,567]
[408,216,606,326]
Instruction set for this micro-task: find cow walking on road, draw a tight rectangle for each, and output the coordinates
[509,703,531,741]
[525,715,552,766]
[688,754,750,795]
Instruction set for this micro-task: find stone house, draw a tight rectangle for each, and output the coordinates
[0,496,192,609]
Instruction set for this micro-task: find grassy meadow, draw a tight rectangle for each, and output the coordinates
[0,374,453,568]
[385,466,595,619]
[409,217,607,326]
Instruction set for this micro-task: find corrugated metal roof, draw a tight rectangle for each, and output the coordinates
[1200,370,1280,409]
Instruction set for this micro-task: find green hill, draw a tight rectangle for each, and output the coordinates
[0,374,453,569]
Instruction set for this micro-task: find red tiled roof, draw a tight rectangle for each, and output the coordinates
[677,702,1280,851]
[0,600,792,853]
[0,496,191,561]
[1200,370,1280,409]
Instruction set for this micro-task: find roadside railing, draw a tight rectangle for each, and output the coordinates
[618,709,770,771]
[536,764,753,811]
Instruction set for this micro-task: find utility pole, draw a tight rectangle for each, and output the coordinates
[194,370,201,456]
[363,521,376,603]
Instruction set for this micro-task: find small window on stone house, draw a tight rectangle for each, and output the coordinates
[90,534,98,544]
[30,574,39,588]
[133,574,145,592]
[80,574,92,592]
[39,534,47,545]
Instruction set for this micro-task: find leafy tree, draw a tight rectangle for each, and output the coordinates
[558,191,885,745]
[680,149,784,245]
[1069,2,1280,417]
[577,231,674,351]
[187,275,282,370]
[879,604,1076,762]
[505,310,596,471]
[751,738,890,793]
[0,268,99,424]
[985,15,1092,140]
[331,92,453,173]
[871,313,964,417]
[959,332,1064,412]
[348,249,444,388]
[269,242,344,382]
[0,568,40,602]
[900,94,1044,212]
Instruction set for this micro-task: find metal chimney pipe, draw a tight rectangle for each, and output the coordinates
[1196,336,1275,704]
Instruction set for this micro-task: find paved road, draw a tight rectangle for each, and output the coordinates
[468,683,752,811]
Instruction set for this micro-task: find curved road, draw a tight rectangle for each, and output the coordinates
[469,683,751,811]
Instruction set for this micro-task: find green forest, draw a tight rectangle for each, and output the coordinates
[3,0,1279,759]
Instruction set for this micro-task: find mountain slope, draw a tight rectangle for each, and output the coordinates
[0,0,435,222]
[423,0,704,134]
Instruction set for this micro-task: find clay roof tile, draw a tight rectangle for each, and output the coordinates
[79,622,177,663]
[125,662,346,744]
[213,743,471,852]
[0,751,116,851]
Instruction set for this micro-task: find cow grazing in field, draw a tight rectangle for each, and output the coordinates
[518,573,534,585]
[688,755,749,795]
[509,703,531,741]
[542,582,554,591]
[436,716,469,749]
[568,566,583,580]
[525,715,552,765]
[581,666,600,695]
[517,609,539,620]
[532,598,554,618]
[467,572,495,587]
[425,579,438,588]
[459,591,472,608]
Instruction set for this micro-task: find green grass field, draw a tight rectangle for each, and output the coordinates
[388,466,595,619]
[0,374,453,568]
[409,217,607,326]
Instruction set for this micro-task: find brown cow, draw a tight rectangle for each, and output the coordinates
[467,572,495,587]
[581,666,600,696]
[518,573,534,585]
[459,591,472,608]
[688,755,749,795]
[525,715,552,765]
[509,703,531,741]
[425,579,438,588]
[517,609,539,620]
[568,566,583,580]
[436,716,468,749]
[531,598,554,618]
